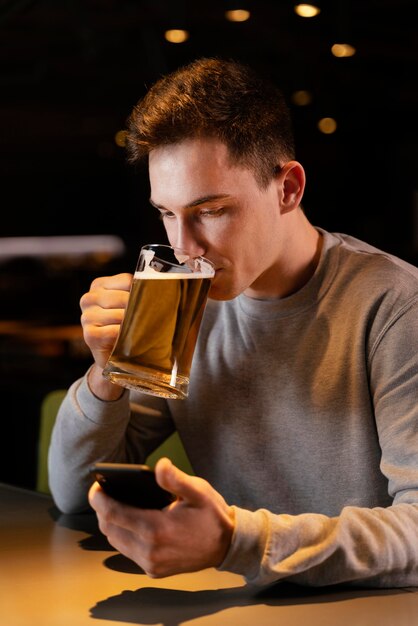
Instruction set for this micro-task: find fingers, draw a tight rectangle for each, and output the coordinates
[90,273,133,292]
[81,307,125,331]
[89,482,140,533]
[88,480,103,507]
[88,483,146,560]
[81,319,121,368]
[80,273,132,333]
[80,273,133,313]
[89,481,162,542]
[79,273,133,367]
[154,457,211,506]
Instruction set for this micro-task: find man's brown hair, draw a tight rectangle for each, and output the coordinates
[126,57,295,189]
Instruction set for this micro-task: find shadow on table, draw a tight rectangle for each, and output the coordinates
[50,505,145,572]
[49,505,114,550]
[89,581,407,625]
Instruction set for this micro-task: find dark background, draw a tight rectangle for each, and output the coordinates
[1,0,417,488]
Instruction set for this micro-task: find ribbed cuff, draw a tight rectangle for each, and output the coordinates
[74,369,130,425]
[217,506,270,584]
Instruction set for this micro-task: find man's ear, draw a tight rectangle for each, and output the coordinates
[276,161,306,214]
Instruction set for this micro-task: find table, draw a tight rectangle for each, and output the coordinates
[1,483,418,626]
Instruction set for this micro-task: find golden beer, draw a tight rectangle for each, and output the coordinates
[103,245,214,399]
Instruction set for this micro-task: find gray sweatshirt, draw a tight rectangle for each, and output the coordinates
[49,228,418,587]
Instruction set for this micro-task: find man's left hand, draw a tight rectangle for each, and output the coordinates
[88,457,235,577]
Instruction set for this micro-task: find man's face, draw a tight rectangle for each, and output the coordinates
[148,137,285,300]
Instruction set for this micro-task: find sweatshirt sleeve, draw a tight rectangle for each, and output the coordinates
[219,502,418,587]
[48,369,174,514]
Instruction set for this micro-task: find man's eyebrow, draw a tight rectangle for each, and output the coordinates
[149,194,231,210]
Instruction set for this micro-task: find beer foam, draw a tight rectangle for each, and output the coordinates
[137,248,214,279]
[134,268,214,279]
[199,258,215,276]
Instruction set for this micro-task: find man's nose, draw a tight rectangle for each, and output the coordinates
[171,220,206,257]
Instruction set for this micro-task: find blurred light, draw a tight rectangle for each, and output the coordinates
[291,90,313,106]
[294,4,321,18]
[165,29,189,43]
[331,43,356,57]
[225,9,251,22]
[114,130,127,147]
[318,117,337,134]
[0,236,125,262]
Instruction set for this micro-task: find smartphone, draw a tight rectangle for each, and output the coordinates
[89,462,174,509]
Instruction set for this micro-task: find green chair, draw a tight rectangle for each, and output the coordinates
[37,389,67,493]
[36,389,194,494]
[145,431,194,475]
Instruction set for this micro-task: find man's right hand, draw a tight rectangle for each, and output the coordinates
[80,273,133,400]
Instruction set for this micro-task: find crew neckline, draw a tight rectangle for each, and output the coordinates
[237,228,341,320]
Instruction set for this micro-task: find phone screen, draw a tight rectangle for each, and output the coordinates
[89,462,174,509]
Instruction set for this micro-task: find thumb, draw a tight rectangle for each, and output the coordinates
[155,457,206,505]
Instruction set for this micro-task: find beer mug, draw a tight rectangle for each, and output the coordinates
[102,244,215,399]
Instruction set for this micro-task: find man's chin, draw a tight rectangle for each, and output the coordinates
[208,281,240,302]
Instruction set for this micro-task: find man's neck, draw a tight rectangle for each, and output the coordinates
[244,213,322,300]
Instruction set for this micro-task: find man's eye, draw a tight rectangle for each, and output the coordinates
[159,211,175,220]
[200,208,224,218]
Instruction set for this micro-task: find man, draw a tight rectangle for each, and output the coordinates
[48,57,418,587]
